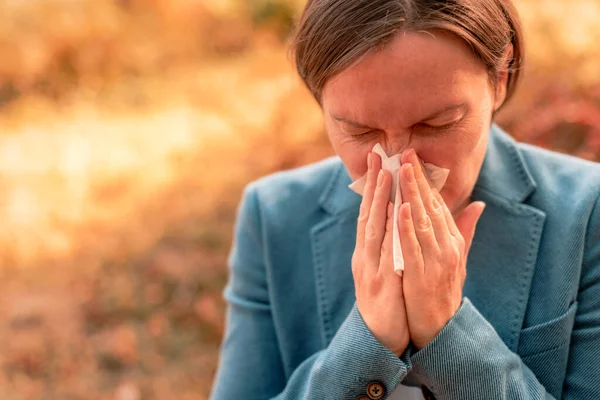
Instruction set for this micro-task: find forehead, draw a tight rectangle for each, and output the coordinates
[321,30,490,123]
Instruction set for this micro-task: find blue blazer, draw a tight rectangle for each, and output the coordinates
[210,125,600,399]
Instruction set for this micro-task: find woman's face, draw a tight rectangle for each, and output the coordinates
[322,31,508,214]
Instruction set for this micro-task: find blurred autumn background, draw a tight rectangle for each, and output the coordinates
[0,0,599,399]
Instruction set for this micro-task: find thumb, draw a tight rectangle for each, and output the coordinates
[455,201,486,253]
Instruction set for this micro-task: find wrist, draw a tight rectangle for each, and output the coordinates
[411,301,463,349]
[391,336,410,357]
[411,316,450,350]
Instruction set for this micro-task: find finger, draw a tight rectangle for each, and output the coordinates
[356,152,382,247]
[378,202,397,278]
[398,202,425,277]
[405,149,452,248]
[431,189,461,239]
[365,169,392,268]
[401,149,459,240]
[455,201,486,253]
[400,163,439,253]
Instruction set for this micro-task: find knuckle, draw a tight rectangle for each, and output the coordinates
[447,248,461,266]
[429,198,443,215]
[409,185,420,198]
[365,224,378,241]
[358,209,369,225]
[411,242,424,258]
[430,193,441,208]
[416,215,432,231]
[416,242,423,254]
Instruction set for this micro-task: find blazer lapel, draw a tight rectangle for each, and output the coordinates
[467,195,545,351]
[310,162,360,346]
[310,125,546,353]
[466,125,546,352]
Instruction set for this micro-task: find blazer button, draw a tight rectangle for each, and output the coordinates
[366,381,385,399]
[355,396,370,400]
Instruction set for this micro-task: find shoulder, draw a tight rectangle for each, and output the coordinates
[517,142,600,211]
[245,156,343,219]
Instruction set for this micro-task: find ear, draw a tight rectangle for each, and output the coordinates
[493,43,514,112]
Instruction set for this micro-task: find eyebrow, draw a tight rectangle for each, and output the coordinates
[420,102,468,122]
[331,102,468,129]
[331,115,377,130]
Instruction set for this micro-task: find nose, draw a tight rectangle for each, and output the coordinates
[384,133,413,157]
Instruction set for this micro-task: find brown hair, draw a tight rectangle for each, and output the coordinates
[290,0,524,110]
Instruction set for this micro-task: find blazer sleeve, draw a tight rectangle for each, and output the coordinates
[408,193,600,399]
[210,184,411,400]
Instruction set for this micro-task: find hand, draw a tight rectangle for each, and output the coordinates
[398,149,486,350]
[352,152,410,356]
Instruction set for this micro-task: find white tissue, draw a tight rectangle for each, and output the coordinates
[348,144,450,275]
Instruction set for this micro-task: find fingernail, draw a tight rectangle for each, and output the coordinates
[404,164,414,182]
[403,203,411,219]
[377,169,384,187]
[367,153,372,170]
[401,149,410,163]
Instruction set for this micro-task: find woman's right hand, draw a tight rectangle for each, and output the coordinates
[352,152,410,357]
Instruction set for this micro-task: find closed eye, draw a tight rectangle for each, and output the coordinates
[350,130,375,136]
[419,119,460,133]
[349,130,379,141]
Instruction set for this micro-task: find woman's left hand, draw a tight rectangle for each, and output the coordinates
[398,149,486,350]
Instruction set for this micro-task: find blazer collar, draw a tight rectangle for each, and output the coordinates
[318,158,359,216]
[319,123,537,215]
[473,124,537,203]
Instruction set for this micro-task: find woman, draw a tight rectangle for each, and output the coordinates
[211,0,600,398]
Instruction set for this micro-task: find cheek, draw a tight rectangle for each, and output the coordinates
[425,113,488,170]
[334,140,371,181]
[431,120,489,207]
[325,122,373,181]
[417,134,476,172]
